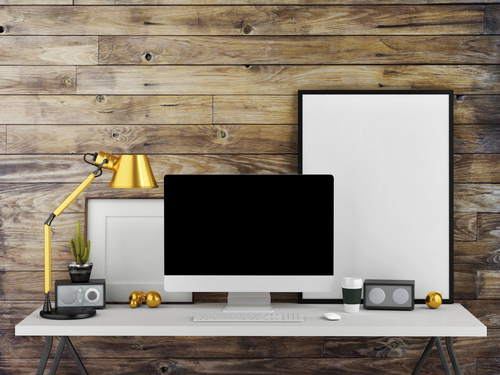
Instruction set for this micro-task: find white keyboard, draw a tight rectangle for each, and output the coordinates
[193,312,304,322]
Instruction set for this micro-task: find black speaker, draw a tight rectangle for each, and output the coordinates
[363,279,414,311]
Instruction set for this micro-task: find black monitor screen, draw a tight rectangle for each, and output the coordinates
[164,174,333,276]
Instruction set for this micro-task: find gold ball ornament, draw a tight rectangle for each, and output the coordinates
[425,292,443,309]
[145,291,162,308]
[129,291,144,308]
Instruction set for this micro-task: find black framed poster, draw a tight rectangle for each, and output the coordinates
[298,90,453,304]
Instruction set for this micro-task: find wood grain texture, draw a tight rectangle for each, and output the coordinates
[0,6,484,36]
[455,126,500,154]
[454,154,500,183]
[455,95,500,125]
[485,5,500,34]
[0,96,212,125]
[0,124,5,153]
[461,300,500,328]
[214,94,498,125]
[0,155,298,183]
[99,35,500,65]
[214,96,296,125]
[0,67,76,94]
[478,271,500,299]
[0,357,477,375]
[455,184,500,212]
[6,125,297,154]
[454,212,477,241]
[74,0,500,5]
[77,65,500,95]
[454,241,500,270]
[478,213,500,241]
[0,36,97,65]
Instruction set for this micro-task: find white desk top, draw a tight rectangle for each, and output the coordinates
[15,303,486,338]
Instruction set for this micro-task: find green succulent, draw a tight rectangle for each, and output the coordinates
[70,220,90,265]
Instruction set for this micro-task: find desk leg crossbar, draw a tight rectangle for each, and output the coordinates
[37,336,88,375]
[412,337,462,375]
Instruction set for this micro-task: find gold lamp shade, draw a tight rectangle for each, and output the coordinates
[107,154,158,189]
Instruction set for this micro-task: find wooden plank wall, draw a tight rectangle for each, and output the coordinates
[0,0,499,374]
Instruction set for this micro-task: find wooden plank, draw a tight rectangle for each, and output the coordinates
[477,358,500,375]
[0,270,68,301]
[454,154,500,183]
[455,271,478,300]
[485,5,500,34]
[0,212,84,242]
[454,95,500,125]
[75,0,500,5]
[454,212,477,242]
[460,300,500,328]
[1,330,323,358]
[214,95,497,125]
[478,213,500,241]
[77,65,500,95]
[0,357,477,375]
[0,241,73,271]
[0,183,164,214]
[0,302,41,329]
[0,155,298,183]
[214,96,296,125]
[0,0,70,4]
[0,6,484,36]
[99,36,500,65]
[0,36,97,65]
[7,125,298,154]
[324,335,497,359]
[0,67,76,94]
[455,126,500,154]
[478,270,500,299]
[454,241,500,270]
[455,184,500,213]
[0,124,5,153]
[0,96,212,125]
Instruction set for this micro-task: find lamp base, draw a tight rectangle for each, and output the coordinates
[40,307,96,320]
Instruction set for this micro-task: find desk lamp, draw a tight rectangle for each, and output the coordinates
[40,152,158,319]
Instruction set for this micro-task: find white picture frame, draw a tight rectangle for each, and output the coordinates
[298,90,453,303]
[86,198,192,303]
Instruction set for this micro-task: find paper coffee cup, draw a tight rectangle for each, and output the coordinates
[342,277,363,313]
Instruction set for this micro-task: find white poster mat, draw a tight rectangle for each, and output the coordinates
[87,198,192,303]
[300,92,452,301]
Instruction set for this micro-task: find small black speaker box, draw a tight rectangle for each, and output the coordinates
[363,279,414,311]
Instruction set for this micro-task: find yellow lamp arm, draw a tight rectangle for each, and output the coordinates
[43,172,96,293]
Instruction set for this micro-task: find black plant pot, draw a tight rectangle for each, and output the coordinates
[68,262,93,283]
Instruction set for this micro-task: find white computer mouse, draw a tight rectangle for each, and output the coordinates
[323,312,341,321]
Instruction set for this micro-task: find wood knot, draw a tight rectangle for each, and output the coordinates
[63,77,74,87]
[217,129,227,139]
[0,26,5,34]
[95,95,106,103]
[144,52,154,62]
[241,24,254,35]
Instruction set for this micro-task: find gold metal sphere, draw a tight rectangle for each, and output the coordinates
[425,292,443,309]
[129,291,144,308]
[145,291,162,308]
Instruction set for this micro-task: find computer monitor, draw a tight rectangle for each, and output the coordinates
[164,174,334,312]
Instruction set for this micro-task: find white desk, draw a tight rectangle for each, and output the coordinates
[16,303,486,375]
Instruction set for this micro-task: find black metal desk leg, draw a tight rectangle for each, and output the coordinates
[445,337,463,375]
[62,336,89,375]
[412,337,439,375]
[435,337,453,375]
[36,336,53,375]
[48,336,67,375]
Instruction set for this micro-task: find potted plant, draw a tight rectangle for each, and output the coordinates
[68,220,92,282]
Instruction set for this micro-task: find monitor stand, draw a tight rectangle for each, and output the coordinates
[223,292,274,313]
